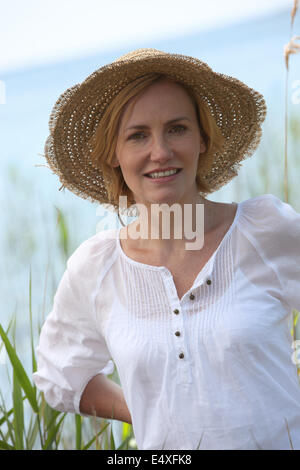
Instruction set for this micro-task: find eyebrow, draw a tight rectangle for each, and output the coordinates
[124,117,191,132]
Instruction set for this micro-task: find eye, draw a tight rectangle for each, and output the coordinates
[127,125,187,141]
[170,124,187,134]
[128,132,145,141]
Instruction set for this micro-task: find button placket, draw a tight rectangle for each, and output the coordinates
[161,268,192,383]
[174,326,183,357]
[170,305,185,357]
[172,307,183,340]
[171,305,192,383]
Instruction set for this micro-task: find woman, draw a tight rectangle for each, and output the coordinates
[33,48,300,450]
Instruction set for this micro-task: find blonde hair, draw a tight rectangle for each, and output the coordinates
[88,73,226,211]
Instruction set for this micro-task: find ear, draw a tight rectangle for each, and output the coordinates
[199,137,207,154]
[111,154,120,168]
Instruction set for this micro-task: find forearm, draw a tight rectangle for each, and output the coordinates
[79,373,132,424]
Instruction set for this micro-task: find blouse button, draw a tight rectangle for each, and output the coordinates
[179,352,184,359]
[175,331,181,336]
[173,309,179,314]
[206,279,212,285]
[189,293,195,300]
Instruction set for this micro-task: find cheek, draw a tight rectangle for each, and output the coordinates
[118,161,142,188]
[123,152,146,174]
[178,139,199,158]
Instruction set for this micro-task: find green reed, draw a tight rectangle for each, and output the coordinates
[0,272,135,450]
[0,210,136,451]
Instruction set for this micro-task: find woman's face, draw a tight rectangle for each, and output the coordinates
[113,79,207,208]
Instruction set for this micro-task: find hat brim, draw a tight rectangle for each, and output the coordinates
[44,51,267,207]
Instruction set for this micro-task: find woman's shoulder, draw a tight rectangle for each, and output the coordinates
[66,228,119,276]
[239,192,283,210]
[236,193,300,245]
[238,193,299,225]
[236,194,300,311]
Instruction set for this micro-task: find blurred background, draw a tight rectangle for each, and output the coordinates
[0,0,299,450]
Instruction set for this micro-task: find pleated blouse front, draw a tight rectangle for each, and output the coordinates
[33,193,300,450]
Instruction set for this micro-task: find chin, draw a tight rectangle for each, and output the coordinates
[136,188,186,207]
[151,195,181,206]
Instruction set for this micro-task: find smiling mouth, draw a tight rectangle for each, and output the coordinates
[144,169,182,178]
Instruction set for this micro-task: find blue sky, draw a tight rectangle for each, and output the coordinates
[0,0,293,74]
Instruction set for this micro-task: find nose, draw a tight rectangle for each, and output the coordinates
[149,134,174,163]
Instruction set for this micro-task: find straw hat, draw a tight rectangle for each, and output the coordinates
[43,48,267,213]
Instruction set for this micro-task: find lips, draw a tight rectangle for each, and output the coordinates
[144,168,182,177]
[144,168,182,183]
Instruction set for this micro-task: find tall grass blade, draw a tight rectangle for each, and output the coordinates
[40,399,61,448]
[55,206,69,260]
[0,360,26,429]
[109,406,115,450]
[82,421,110,450]
[28,265,37,375]
[44,408,62,436]
[0,323,38,412]
[0,317,14,359]
[26,413,40,449]
[12,368,24,450]
[0,440,14,450]
[116,435,132,450]
[110,422,116,450]
[42,413,66,450]
[291,0,299,29]
[195,430,205,450]
[75,414,82,450]
[0,394,16,448]
[0,406,14,427]
[122,421,131,441]
[284,417,294,450]
[283,0,300,203]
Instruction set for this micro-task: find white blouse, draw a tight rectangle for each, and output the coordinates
[32,194,300,450]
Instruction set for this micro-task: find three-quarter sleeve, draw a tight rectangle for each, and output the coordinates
[32,237,115,415]
[250,194,300,312]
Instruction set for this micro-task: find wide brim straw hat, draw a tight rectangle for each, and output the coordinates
[42,48,267,215]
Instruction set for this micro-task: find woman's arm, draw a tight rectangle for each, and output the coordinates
[79,373,132,424]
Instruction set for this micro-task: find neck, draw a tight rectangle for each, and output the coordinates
[126,194,211,253]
